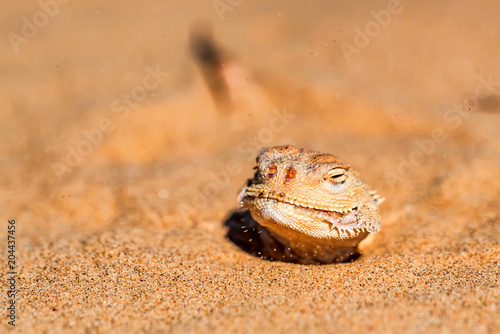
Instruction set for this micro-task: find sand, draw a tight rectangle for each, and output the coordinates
[1,0,499,333]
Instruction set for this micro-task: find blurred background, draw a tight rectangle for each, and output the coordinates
[1,1,499,333]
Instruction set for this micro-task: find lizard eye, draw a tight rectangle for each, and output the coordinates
[325,167,348,183]
[267,165,277,178]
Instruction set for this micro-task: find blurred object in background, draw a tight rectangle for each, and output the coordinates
[190,21,233,114]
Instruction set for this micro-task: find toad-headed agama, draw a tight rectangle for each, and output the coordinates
[230,145,384,264]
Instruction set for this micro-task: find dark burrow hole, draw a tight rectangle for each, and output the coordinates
[223,210,361,265]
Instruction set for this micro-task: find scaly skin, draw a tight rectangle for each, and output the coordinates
[236,145,383,264]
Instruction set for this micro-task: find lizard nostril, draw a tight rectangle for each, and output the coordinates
[285,167,296,181]
[267,165,277,178]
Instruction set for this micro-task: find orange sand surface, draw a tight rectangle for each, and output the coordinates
[1,1,499,333]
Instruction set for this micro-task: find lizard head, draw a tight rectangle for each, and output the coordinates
[239,145,381,241]
[241,145,366,213]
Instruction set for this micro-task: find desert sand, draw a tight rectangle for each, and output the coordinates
[1,0,499,333]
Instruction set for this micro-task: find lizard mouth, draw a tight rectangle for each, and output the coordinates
[242,195,366,240]
[241,193,360,228]
[241,191,356,214]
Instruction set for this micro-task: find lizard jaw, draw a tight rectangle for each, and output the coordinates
[240,188,357,214]
[241,196,366,241]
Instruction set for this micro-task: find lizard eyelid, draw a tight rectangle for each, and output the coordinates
[324,167,349,183]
